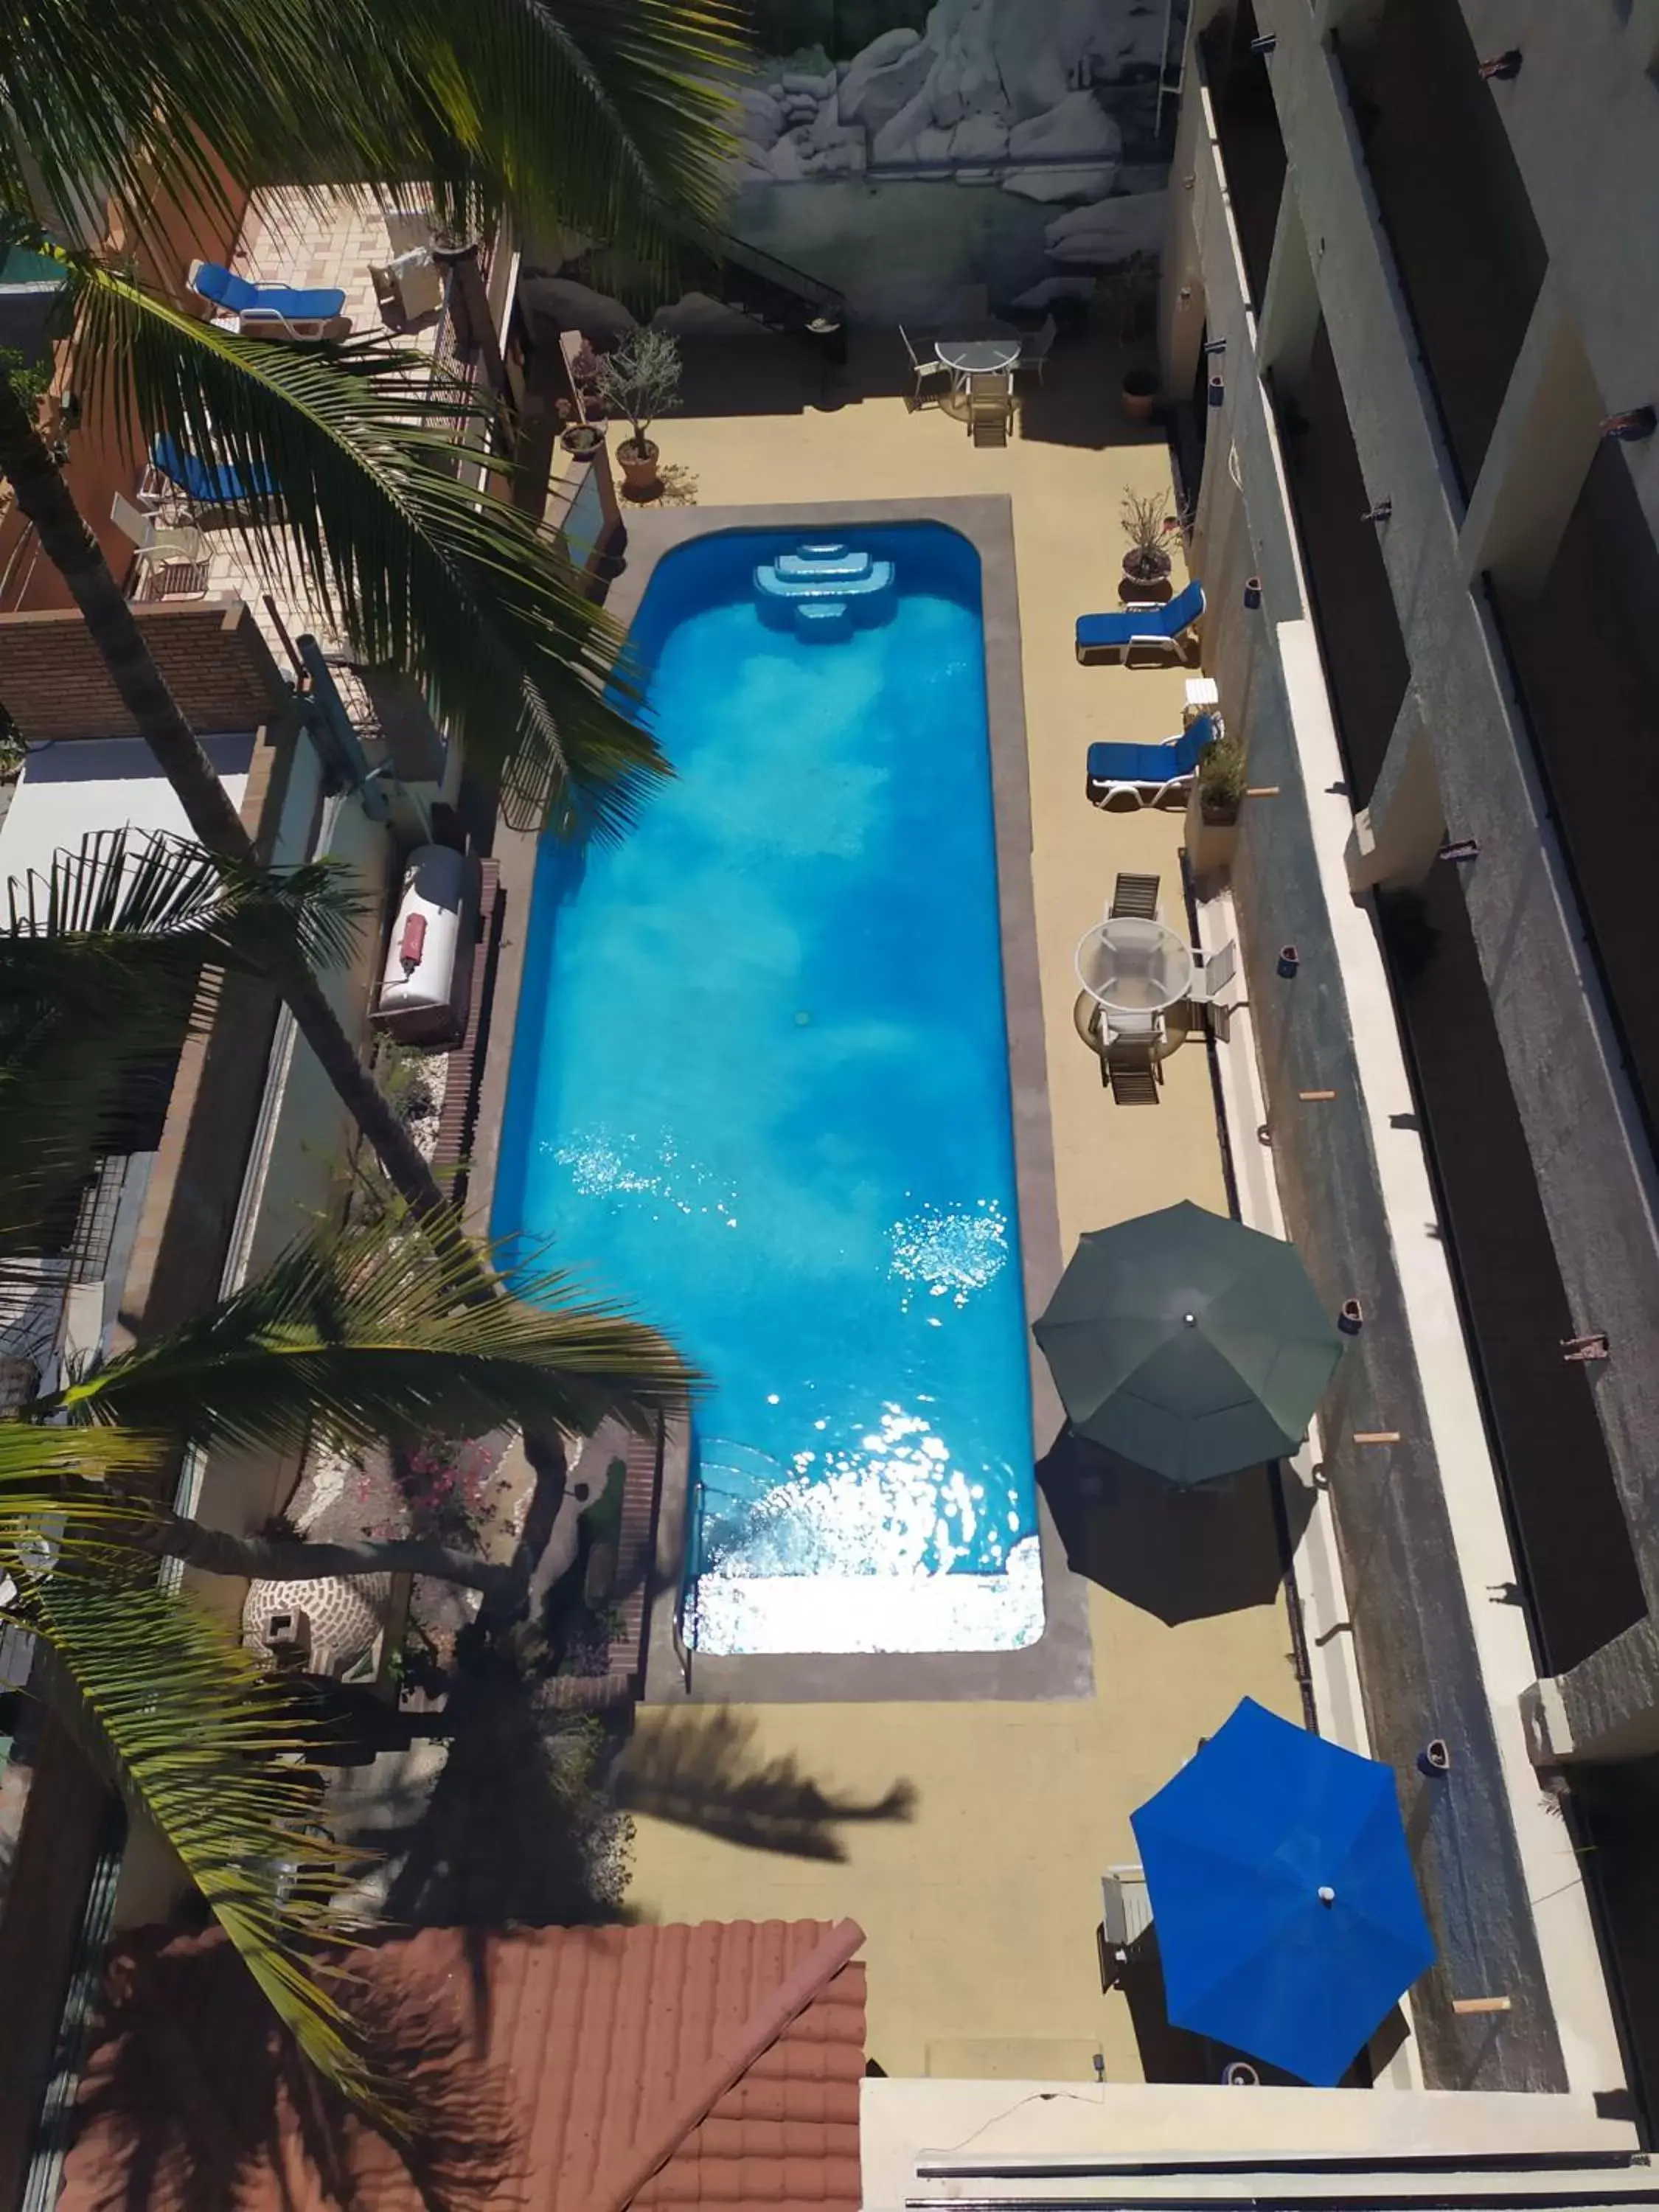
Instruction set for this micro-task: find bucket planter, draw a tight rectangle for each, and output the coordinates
[1185,726,1247,880]
[1184,781,1241,877]
[1121,366,1159,422]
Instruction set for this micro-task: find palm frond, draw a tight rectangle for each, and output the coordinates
[38,1214,698,1451]
[0,832,362,1247]
[403,0,747,267]
[0,1420,162,1493]
[2,828,363,985]
[69,261,668,839]
[12,1563,383,2109]
[0,0,475,251]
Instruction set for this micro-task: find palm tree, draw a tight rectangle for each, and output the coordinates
[0,0,745,1218]
[1,830,698,2101]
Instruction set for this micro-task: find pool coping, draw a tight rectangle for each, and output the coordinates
[471,495,1091,1704]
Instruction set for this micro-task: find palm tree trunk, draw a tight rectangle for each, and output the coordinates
[134,1504,515,1595]
[0,375,448,1222]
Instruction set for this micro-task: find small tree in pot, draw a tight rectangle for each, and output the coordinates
[1197,725,1247,824]
[1120,490,1175,591]
[596,328,683,498]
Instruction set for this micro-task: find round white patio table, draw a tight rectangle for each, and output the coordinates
[1074,916,1194,1018]
[935,324,1023,378]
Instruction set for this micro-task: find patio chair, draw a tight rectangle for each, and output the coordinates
[1105,1034,1162,1105]
[966,370,1012,445]
[1108,872,1161,922]
[1018,314,1057,386]
[371,246,444,327]
[1086,712,1214,810]
[187,259,348,339]
[1076,577,1206,665]
[900,325,950,408]
[1099,1864,1155,1987]
[1188,937,1238,1007]
[149,434,276,511]
[110,490,209,571]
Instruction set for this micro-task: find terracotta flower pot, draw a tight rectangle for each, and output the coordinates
[618,438,661,498]
[1121,367,1159,422]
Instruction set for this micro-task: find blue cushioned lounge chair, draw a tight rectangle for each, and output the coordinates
[1076,577,1206,664]
[150,434,276,509]
[187,259,347,329]
[1086,712,1215,810]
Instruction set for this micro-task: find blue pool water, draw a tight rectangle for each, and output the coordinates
[493,524,1042,1653]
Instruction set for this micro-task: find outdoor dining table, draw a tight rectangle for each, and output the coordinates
[936,321,1023,420]
[1074,916,1194,1019]
[934,321,1023,378]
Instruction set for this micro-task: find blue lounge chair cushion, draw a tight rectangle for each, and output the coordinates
[1087,713,1213,788]
[191,261,347,322]
[151,434,276,507]
[1076,577,1206,653]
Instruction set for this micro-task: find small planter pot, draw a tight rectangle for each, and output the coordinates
[617,437,661,498]
[1121,546,1174,601]
[560,425,605,459]
[1121,366,1159,423]
[1185,779,1240,880]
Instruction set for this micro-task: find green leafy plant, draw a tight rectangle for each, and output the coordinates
[0,828,698,2106]
[1197,727,1248,820]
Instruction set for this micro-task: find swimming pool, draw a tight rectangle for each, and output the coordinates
[493,522,1043,1654]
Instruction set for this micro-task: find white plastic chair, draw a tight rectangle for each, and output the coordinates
[1101,1863,1154,1967]
[1189,939,1238,1006]
[900,325,950,407]
[110,491,208,568]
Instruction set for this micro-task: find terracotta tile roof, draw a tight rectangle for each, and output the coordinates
[57,1917,866,2212]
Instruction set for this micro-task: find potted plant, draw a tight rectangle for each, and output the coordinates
[1185,723,1247,878]
[556,397,604,459]
[595,327,682,499]
[1121,366,1160,422]
[1120,490,1175,594]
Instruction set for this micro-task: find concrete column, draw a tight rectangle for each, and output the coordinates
[1315,0,1388,71]
[1457,276,1604,596]
[1159,31,1208,407]
[1346,699,1444,889]
[1256,186,1322,399]
[1521,1615,1659,1768]
[1627,0,1659,73]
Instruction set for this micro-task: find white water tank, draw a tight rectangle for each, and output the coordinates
[375,844,472,1044]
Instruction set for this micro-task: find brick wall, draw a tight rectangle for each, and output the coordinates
[0,598,288,740]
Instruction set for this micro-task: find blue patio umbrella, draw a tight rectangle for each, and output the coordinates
[1130,1697,1435,2086]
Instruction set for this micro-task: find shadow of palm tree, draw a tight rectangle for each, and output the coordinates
[611,1707,916,1862]
[380,1650,627,1933]
[67,1926,518,2212]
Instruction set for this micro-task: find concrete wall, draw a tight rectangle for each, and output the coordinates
[1206,0,1659,1769]
[862,2077,1638,2207]
[1164,44,1624,2096]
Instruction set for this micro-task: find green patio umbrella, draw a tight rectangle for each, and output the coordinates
[1033,1201,1343,1484]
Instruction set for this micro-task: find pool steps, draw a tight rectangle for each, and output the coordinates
[753,539,897,639]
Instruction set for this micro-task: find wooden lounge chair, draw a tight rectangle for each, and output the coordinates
[966,370,1012,445]
[1106,1035,1162,1105]
[1108,872,1161,921]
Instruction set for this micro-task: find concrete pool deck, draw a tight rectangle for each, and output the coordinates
[555,330,1310,2079]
